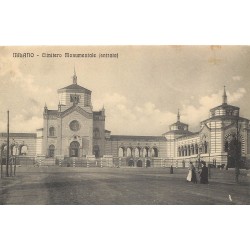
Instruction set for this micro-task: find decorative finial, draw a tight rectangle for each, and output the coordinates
[177,109,180,122]
[44,103,48,113]
[73,66,77,84]
[223,85,227,104]
[58,101,61,112]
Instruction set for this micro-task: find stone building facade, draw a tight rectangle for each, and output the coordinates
[1,73,250,168]
[163,87,250,168]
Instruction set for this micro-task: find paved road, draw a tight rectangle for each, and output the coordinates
[0,167,249,204]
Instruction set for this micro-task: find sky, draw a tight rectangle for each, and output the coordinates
[0,46,250,136]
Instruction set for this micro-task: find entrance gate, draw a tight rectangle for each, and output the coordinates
[70,141,80,157]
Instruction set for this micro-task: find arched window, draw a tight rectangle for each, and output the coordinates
[135,147,141,157]
[93,128,100,138]
[195,144,198,154]
[1,145,7,157]
[9,144,19,156]
[151,148,158,157]
[191,145,194,155]
[49,145,55,158]
[204,141,208,153]
[143,147,149,157]
[184,146,187,156]
[20,145,28,155]
[127,147,132,157]
[49,127,55,136]
[180,146,184,157]
[118,147,125,157]
[178,147,181,157]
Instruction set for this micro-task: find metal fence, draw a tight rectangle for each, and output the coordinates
[3,156,237,169]
[53,157,177,168]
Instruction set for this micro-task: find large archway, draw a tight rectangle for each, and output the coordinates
[70,141,80,157]
[49,145,55,158]
[93,145,100,158]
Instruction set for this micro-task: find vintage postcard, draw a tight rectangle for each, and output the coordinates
[0,46,250,204]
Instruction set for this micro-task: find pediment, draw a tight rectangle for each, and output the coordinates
[60,105,93,119]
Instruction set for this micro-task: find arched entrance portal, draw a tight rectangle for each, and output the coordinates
[128,159,134,167]
[70,141,80,157]
[137,160,142,167]
[93,145,100,158]
[49,145,55,158]
[146,160,151,167]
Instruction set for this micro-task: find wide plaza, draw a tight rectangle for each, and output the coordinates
[0,166,249,205]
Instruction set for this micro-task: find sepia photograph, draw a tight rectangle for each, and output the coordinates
[1,1,250,250]
[0,46,250,205]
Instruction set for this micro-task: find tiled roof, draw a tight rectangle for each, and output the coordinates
[94,111,103,116]
[163,130,193,136]
[170,120,188,126]
[110,135,166,141]
[201,115,249,123]
[47,110,58,115]
[176,132,199,140]
[0,133,37,138]
[210,103,239,111]
[58,83,91,94]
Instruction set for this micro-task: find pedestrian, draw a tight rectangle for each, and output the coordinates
[186,162,192,182]
[200,161,209,184]
[170,165,173,174]
[190,162,197,183]
[235,167,240,183]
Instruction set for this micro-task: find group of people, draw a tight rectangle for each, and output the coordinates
[186,161,209,184]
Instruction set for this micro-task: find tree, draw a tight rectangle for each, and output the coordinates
[227,119,241,183]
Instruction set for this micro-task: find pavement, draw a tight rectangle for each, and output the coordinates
[0,166,249,205]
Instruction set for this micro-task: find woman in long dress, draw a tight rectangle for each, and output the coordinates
[186,162,193,182]
[191,163,197,183]
[200,161,209,184]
